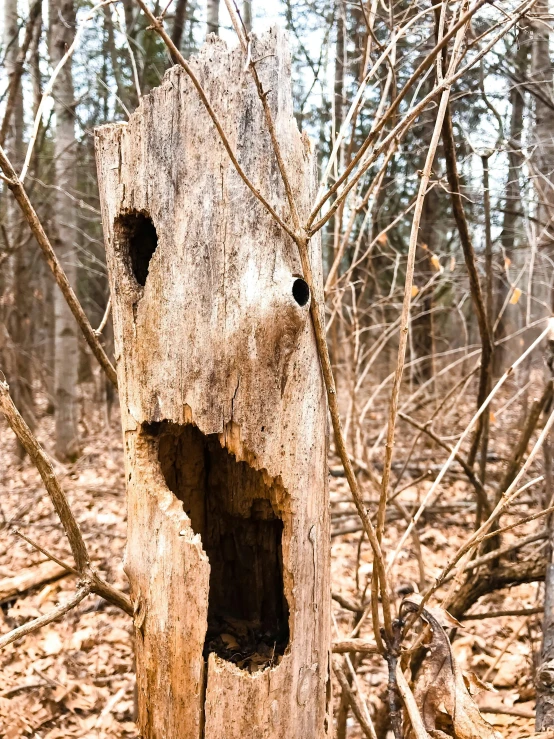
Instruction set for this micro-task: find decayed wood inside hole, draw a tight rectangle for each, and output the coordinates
[114,211,158,287]
[149,421,290,672]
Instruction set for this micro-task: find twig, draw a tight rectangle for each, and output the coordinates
[496,380,553,501]
[333,639,381,655]
[445,529,548,581]
[395,664,429,739]
[95,296,112,336]
[0,585,91,650]
[479,705,534,718]
[11,528,79,576]
[462,607,543,620]
[306,0,489,226]
[333,660,378,739]
[0,381,88,571]
[0,380,132,615]
[398,411,490,515]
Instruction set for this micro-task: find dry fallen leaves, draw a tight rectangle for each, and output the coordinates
[402,596,502,739]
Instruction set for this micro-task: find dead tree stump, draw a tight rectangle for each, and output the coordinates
[95,28,331,739]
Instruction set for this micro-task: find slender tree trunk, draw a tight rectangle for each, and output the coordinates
[495,33,527,374]
[333,6,345,152]
[243,0,252,34]
[96,29,331,738]
[328,6,345,374]
[412,182,438,383]
[171,0,188,55]
[2,0,36,456]
[48,0,80,461]
[531,0,554,310]
[206,0,219,36]
[538,254,554,727]
[537,498,554,728]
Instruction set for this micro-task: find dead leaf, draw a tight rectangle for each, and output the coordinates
[463,671,495,696]
[402,597,502,739]
[510,287,522,305]
[220,633,240,650]
[431,254,441,271]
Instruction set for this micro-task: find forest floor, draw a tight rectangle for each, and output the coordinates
[0,380,544,738]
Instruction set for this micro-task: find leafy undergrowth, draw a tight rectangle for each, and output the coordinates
[0,380,545,738]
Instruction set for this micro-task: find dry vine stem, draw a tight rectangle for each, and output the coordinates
[0,380,131,614]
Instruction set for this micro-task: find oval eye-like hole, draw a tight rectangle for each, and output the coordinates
[292,278,310,307]
[114,211,158,287]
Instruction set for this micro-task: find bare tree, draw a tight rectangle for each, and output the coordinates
[48,0,80,460]
[1,0,36,456]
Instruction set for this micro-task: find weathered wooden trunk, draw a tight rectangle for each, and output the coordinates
[95,29,331,739]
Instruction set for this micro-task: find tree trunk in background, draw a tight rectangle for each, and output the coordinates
[207,0,219,36]
[2,0,36,456]
[95,29,331,739]
[531,0,554,310]
[328,6,345,382]
[243,0,252,34]
[412,110,439,383]
[538,325,554,728]
[333,7,345,149]
[535,6,554,725]
[48,0,80,461]
[495,32,527,374]
[171,0,188,55]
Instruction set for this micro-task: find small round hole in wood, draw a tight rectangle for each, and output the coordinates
[292,278,310,306]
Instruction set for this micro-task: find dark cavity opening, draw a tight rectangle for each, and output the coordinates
[150,422,290,672]
[115,211,158,287]
[292,277,310,306]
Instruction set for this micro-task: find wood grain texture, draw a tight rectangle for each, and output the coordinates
[95,28,331,739]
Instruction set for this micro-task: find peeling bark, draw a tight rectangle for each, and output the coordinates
[95,29,331,738]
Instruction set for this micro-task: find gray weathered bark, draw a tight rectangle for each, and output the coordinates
[95,29,331,739]
[48,0,80,460]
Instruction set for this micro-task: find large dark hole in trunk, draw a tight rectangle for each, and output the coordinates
[114,211,158,287]
[149,422,289,672]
